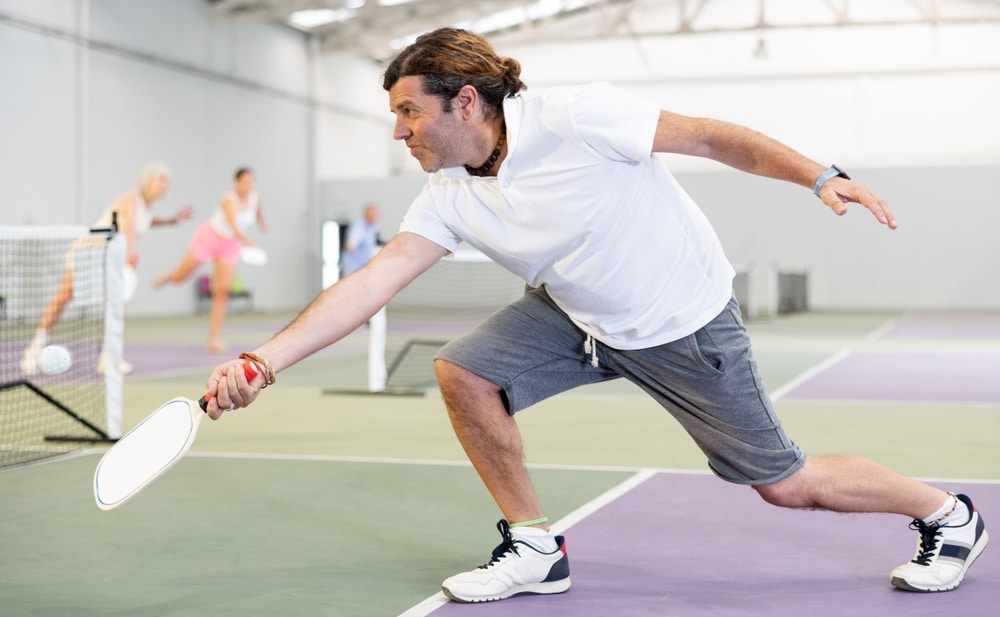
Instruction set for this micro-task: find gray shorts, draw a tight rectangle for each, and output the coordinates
[436,287,805,486]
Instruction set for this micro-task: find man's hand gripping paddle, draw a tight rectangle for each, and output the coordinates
[93,362,258,510]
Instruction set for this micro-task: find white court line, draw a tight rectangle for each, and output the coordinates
[396,468,660,617]
[396,592,450,617]
[866,318,898,341]
[770,311,918,401]
[184,450,714,476]
[867,309,924,341]
[153,452,1000,487]
[768,348,852,402]
[0,448,95,474]
[549,468,659,534]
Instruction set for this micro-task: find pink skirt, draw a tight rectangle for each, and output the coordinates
[189,222,241,265]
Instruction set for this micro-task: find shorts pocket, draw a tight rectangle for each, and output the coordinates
[688,328,725,376]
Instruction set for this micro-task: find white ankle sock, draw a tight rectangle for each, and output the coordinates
[31,328,49,348]
[510,526,557,552]
[923,495,969,527]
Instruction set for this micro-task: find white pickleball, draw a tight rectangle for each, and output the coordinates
[39,345,72,375]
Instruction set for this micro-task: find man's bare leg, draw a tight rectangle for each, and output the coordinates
[435,359,548,530]
[755,455,949,519]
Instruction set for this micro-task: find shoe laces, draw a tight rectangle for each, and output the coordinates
[479,519,520,569]
[908,519,942,566]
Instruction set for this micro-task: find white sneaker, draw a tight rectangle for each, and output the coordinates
[96,353,133,376]
[20,330,47,375]
[441,520,571,603]
[890,493,989,592]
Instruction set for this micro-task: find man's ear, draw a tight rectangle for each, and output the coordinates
[454,84,480,120]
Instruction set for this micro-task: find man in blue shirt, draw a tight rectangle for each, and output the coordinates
[341,203,381,277]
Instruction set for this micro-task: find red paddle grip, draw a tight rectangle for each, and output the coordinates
[198,361,260,412]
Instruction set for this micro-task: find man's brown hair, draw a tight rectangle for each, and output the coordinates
[383,27,526,120]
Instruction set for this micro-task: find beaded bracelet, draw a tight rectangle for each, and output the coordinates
[239,351,276,388]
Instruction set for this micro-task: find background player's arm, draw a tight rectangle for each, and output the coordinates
[151,204,194,227]
[255,200,268,232]
[221,197,254,245]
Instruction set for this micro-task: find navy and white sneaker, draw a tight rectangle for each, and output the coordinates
[441,519,571,603]
[891,493,989,592]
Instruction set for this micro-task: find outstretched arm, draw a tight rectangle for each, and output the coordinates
[220,197,255,245]
[255,201,268,232]
[204,231,449,417]
[151,204,194,227]
[653,110,896,230]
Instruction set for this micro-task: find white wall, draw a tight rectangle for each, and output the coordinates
[2,1,998,315]
[313,51,394,178]
[0,0,316,316]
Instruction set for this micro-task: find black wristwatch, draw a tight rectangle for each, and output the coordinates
[812,164,850,197]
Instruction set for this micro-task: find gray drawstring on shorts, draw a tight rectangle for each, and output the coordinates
[583,334,599,368]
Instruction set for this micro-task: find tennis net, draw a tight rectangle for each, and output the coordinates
[0,225,126,468]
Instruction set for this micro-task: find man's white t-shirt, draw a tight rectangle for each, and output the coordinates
[399,82,735,350]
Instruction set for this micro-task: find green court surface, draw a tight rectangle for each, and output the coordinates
[0,453,631,616]
[2,308,997,616]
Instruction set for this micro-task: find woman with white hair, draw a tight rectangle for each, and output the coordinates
[20,162,194,375]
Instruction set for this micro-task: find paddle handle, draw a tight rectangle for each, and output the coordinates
[198,361,260,411]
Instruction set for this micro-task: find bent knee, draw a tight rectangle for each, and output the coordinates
[753,473,813,509]
[434,360,494,391]
[433,359,463,385]
[434,360,510,411]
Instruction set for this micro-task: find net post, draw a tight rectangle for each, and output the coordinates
[102,230,126,439]
[368,306,388,392]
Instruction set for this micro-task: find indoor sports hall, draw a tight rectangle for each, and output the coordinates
[2,2,998,616]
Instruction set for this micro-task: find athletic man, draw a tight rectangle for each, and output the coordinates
[205,27,988,602]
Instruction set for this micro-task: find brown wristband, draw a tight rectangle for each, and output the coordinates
[239,351,276,388]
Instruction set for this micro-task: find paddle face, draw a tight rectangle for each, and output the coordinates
[93,361,258,511]
[240,246,268,266]
[123,266,138,303]
[93,397,204,510]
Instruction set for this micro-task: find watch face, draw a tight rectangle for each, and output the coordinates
[833,165,851,180]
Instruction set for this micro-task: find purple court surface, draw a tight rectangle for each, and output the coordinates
[780,351,1000,403]
[780,312,1000,404]
[880,316,1000,340]
[429,472,999,617]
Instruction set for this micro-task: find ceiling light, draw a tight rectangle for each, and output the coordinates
[393,0,594,46]
[289,8,353,29]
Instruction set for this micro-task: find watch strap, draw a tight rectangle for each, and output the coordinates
[812,164,850,197]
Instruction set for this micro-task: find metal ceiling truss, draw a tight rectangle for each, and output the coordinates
[207,0,1000,60]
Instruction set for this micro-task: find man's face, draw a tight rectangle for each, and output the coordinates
[388,76,468,173]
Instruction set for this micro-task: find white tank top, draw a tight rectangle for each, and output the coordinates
[209,190,258,238]
[92,193,153,235]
